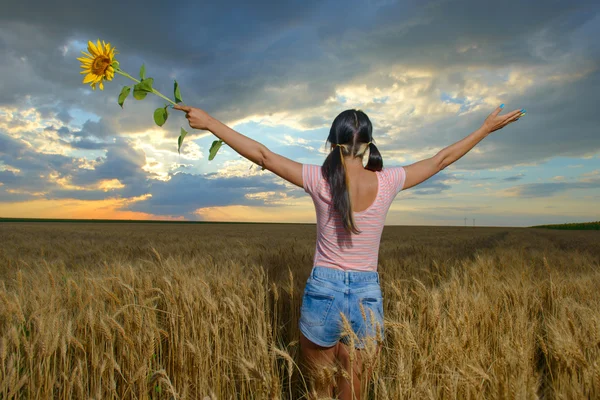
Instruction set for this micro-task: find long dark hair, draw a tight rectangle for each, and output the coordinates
[322,109,383,234]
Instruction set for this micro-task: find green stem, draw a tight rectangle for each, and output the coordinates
[115,69,177,106]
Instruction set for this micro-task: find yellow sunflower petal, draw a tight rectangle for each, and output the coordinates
[83,74,96,84]
[96,39,102,55]
[99,81,104,90]
[77,56,92,63]
[88,40,99,56]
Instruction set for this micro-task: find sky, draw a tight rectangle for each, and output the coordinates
[0,0,599,226]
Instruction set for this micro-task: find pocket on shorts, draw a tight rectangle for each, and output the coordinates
[300,291,335,327]
[359,296,384,323]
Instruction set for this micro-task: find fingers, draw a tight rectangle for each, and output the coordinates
[508,109,523,118]
[504,109,526,126]
[493,104,525,120]
[512,109,526,121]
[491,104,504,117]
[173,104,192,112]
[501,108,524,123]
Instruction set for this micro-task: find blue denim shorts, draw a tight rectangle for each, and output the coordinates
[299,266,384,349]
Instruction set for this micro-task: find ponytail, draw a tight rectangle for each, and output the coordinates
[323,109,382,235]
[322,144,360,234]
[365,142,383,171]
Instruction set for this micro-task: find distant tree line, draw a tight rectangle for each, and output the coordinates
[531,221,600,230]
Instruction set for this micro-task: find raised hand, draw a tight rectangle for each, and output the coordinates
[173,104,213,131]
[482,105,525,134]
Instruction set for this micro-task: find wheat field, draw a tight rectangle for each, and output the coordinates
[0,222,599,399]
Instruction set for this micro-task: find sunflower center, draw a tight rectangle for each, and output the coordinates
[91,56,111,75]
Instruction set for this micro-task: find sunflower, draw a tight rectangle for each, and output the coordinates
[78,39,117,91]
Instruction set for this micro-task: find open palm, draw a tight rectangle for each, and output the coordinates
[483,105,525,133]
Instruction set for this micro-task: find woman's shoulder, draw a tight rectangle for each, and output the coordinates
[302,163,323,178]
[302,164,324,194]
[379,166,406,193]
[380,165,405,175]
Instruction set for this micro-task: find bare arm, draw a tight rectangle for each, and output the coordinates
[174,105,303,188]
[403,105,524,190]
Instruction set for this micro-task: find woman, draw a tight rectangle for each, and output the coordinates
[174,103,524,399]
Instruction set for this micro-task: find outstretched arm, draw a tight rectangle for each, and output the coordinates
[174,105,303,188]
[402,105,524,190]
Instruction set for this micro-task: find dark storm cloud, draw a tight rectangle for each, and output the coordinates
[503,174,525,182]
[443,70,600,170]
[322,1,599,68]
[0,170,19,186]
[0,132,149,200]
[1,0,600,217]
[506,177,600,198]
[61,138,112,150]
[63,137,151,198]
[45,118,117,149]
[0,187,37,202]
[121,172,290,217]
[73,119,114,139]
[403,170,455,196]
[3,0,594,124]
[0,129,292,213]
[0,132,27,155]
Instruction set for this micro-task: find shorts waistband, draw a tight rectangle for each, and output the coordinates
[311,266,379,284]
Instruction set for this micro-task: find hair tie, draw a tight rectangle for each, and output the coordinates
[336,143,343,147]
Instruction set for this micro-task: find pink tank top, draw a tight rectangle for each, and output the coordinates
[302,164,406,272]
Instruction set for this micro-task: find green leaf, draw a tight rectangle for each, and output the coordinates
[209,140,224,161]
[153,107,168,127]
[132,85,147,100]
[174,80,183,103]
[132,90,147,100]
[178,127,188,154]
[139,77,154,91]
[139,63,146,80]
[132,78,154,100]
[111,60,120,70]
[117,86,131,108]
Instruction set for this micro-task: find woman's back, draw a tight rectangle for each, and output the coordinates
[347,167,379,213]
[303,164,406,272]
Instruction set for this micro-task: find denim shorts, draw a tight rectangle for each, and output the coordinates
[299,266,384,349]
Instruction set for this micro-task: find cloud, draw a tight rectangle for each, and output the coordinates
[404,170,459,196]
[503,174,525,182]
[121,171,294,218]
[503,176,600,198]
[1,0,599,221]
[0,130,151,201]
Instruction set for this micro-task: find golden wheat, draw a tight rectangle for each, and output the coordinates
[0,223,599,399]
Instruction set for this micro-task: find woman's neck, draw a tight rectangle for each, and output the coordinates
[343,156,366,171]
